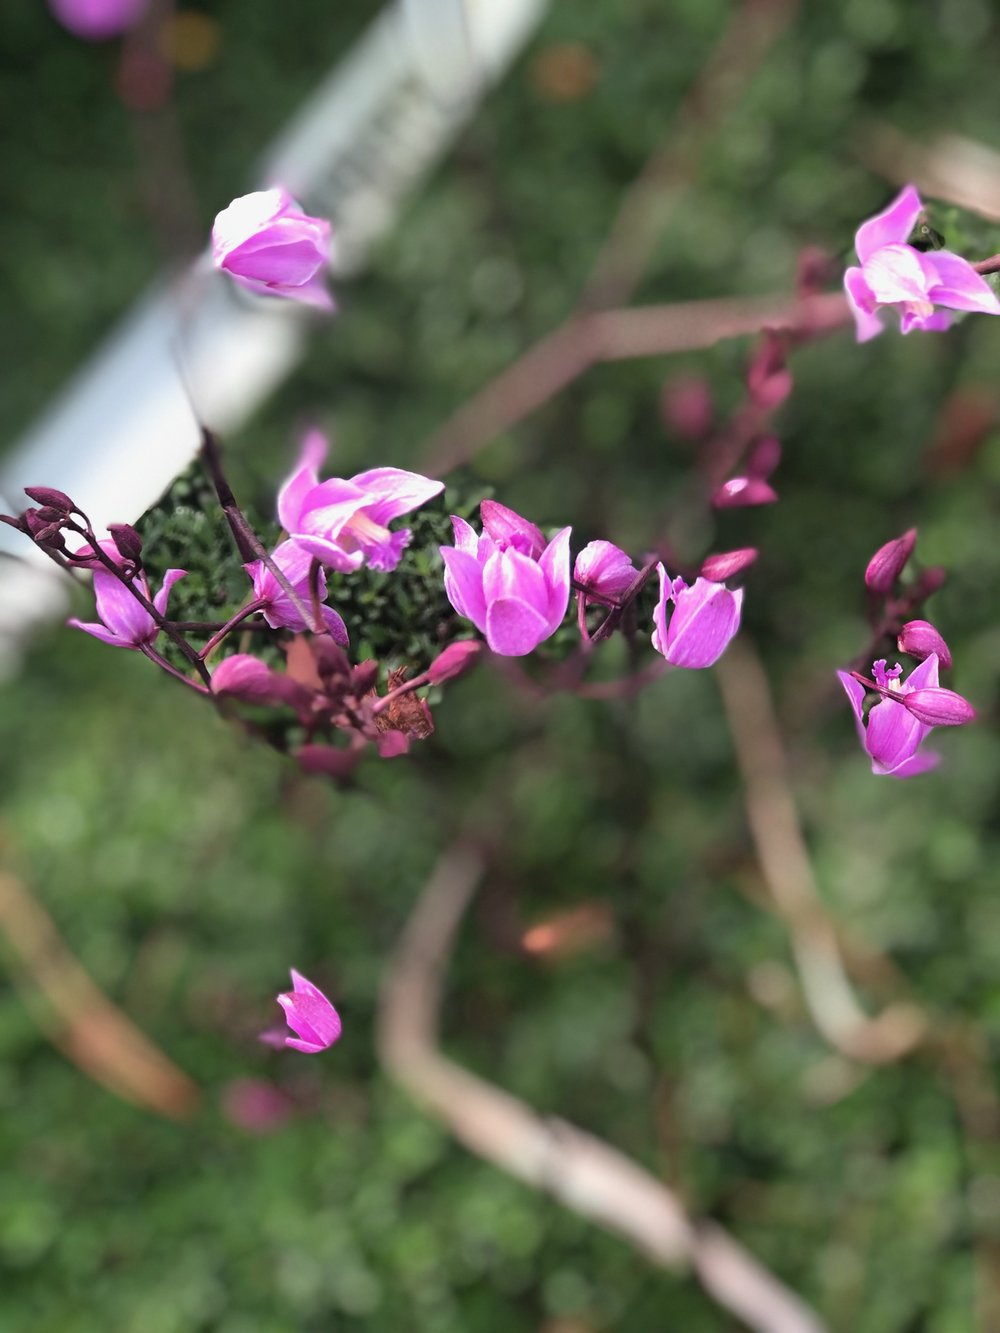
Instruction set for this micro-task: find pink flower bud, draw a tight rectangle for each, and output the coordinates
[745,435,781,479]
[746,335,792,410]
[211,654,311,711]
[864,528,917,594]
[700,547,758,581]
[573,540,637,603]
[912,566,947,600]
[901,687,976,727]
[897,620,952,670]
[479,500,546,560]
[212,189,333,310]
[712,477,778,509]
[427,640,482,685]
[48,0,148,40]
[661,375,713,440]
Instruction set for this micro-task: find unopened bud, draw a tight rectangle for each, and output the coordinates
[746,335,792,410]
[427,640,482,685]
[864,528,917,595]
[700,547,758,581]
[898,620,952,670]
[745,435,781,479]
[480,501,546,559]
[661,374,713,440]
[902,687,975,727]
[23,486,75,514]
[911,565,946,601]
[108,523,143,564]
[712,477,778,509]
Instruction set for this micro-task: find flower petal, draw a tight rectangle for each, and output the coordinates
[537,526,572,635]
[479,501,546,559]
[441,547,488,633]
[877,748,941,779]
[67,618,131,648]
[92,570,154,646]
[862,243,934,307]
[349,468,444,526]
[277,432,327,532]
[836,670,869,747]
[923,249,1000,315]
[864,695,928,772]
[844,267,885,342]
[854,185,924,263]
[152,568,186,619]
[664,581,743,668]
[485,597,550,656]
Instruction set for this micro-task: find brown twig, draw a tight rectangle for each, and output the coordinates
[378,845,826,1333]
[0,865,199,1120]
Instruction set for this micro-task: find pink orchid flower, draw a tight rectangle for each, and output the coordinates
[48,0,147,39]
[212,189,333,310]
[440,501,571,657]
[574,540,638,604]
[276,970,342,1054]
[245,539,348,643]
[837,654,973,778]
[68,543,185,650]
[844,185,1000,342]
[651,565,743,669]
[277,432,443,573]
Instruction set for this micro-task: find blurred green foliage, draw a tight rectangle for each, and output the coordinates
[3,1,1000,1330]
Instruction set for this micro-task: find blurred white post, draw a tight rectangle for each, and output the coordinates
[0,0,547,676]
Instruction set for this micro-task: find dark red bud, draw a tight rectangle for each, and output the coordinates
[0,512,28,532]
[864,528,917,595]
[700,548,758,581]
[902,687,975,727]
[427,640,482,685]
[23,486,76,513]
[897,620,952,670]
[296,743,364,781]
[108,523,143,563]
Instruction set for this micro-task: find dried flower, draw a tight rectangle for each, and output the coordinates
[212,189,333,309]
[844,185,1000,342]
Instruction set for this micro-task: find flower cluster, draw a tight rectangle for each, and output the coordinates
[838,528,974,777]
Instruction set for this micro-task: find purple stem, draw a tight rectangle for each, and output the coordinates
[140,643,211,694]
[198,599,268,660]
[591,559,658,644]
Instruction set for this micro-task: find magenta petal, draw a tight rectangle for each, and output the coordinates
[864,695,928,772]
[901,308,952,334]
[650,564,671,657]
[863,244,935,306]
[479,501,546,559]
[321,606,349,646]
[277,990,341,1051]
[903,653,940,692]
[664,581,743,669]
[153,569,186,619]
[837,670,869,747]
[223,236,326,287]
[67,618,132,648]
[277,432,327,531]
[879,749,941,779]
[486,597,550,656]
[441,547,488,633]
[923,250,1000,315]
[854,185,924,263]
[483,547,548,614]
[450,515,481,557]
[350,468,444,526]
[92,570,154,645]
[292,534,365,572]
[844,267,885,343]
[574,539,636,602]
[538,527,572,635]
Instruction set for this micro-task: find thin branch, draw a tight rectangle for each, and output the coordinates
[378,845,826,1333]
[0,864,199,1120]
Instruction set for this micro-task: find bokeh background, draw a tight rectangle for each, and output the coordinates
[3,1,1000,1330]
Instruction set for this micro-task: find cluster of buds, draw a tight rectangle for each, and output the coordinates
[838,528,974,777]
